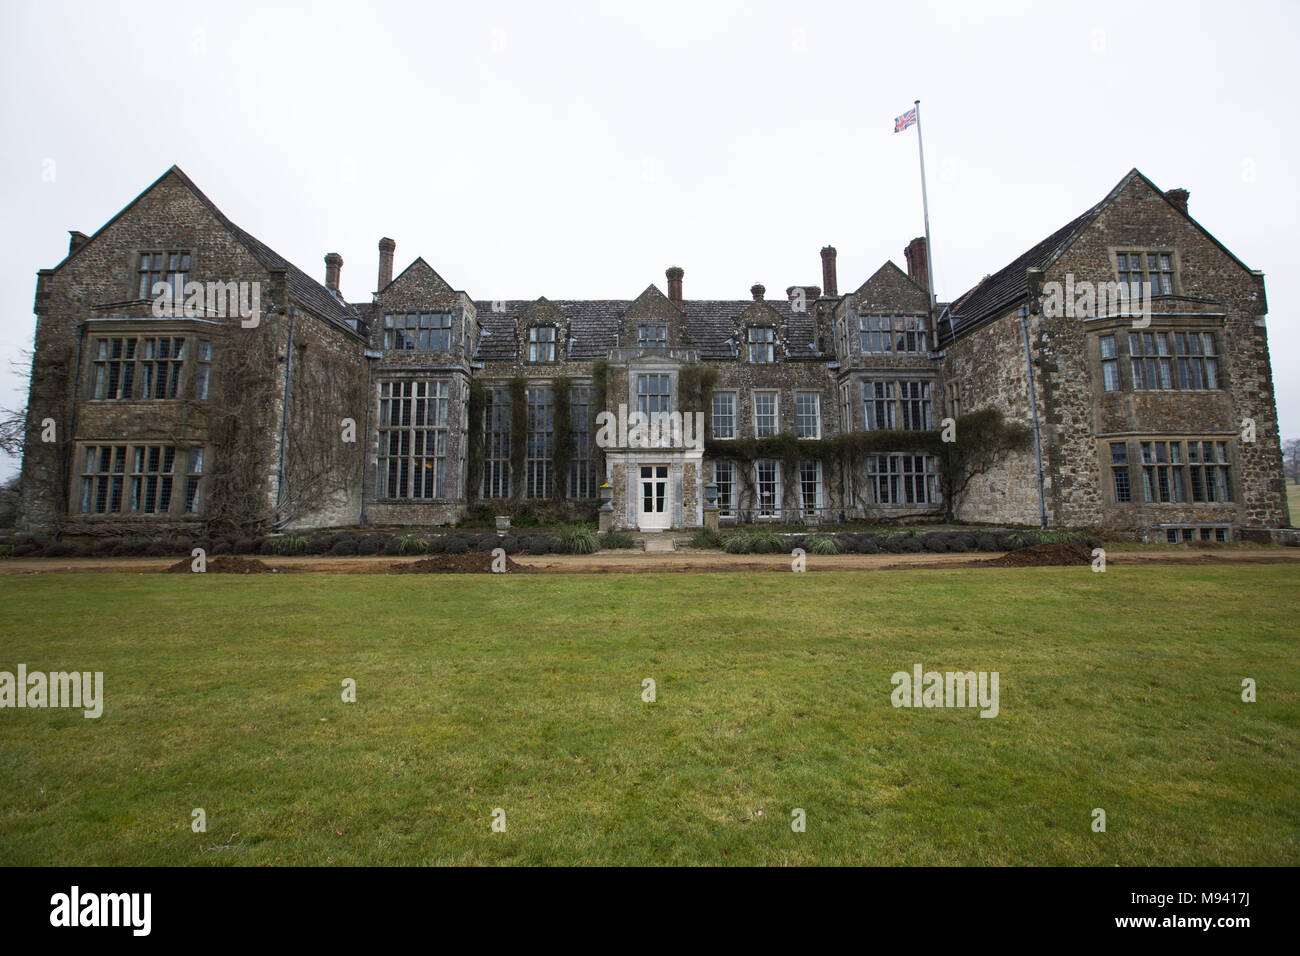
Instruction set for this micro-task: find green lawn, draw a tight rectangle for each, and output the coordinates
[1289,482,1300,526]
[1,567,1297,866]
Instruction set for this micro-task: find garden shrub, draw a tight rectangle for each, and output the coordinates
[807,534,842,556]
[330,538,358,556]
[556,524,599,554]
[599,530,636,550]
[687,528,723,549]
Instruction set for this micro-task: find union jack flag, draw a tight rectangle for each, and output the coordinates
[894,106,917,133]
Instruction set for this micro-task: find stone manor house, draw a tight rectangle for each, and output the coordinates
[17,166,1289,541]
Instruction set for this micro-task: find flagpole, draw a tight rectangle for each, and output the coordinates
[913,99,938,349]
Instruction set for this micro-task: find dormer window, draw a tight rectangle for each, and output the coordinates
[137,251,190,301]
[638,323,667,348]
[747,326,775,363]
[527,325,557,362]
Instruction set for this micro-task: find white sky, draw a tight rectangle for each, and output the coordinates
[2,0,1297,482]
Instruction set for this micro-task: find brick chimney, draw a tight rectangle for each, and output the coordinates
[68,231,89,256]
[324,252,343,294]
[751,283,765,301]
[1165,188,1189,214]
[785,286,821,302]
[820,245,838,297]
[666,266,684,308]
[377,237,395,290]
[904,237,929,293]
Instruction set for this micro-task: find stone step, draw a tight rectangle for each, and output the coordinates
[642,535,676,553]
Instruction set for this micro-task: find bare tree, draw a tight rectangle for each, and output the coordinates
[1284,438,1300,485]
[0,349,33,459]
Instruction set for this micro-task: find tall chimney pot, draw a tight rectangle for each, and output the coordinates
[820,245,838,297]
[377,237,395,290]
[666,266,684,308]
[904,237,929,293]
[324,252,343,293]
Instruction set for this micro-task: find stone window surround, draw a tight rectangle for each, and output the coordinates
[625,364,679,417]
[745,324,778,364]
[1085,314,1227,394]
[71,440,208,518]
[523,322,562,363]
[857,373,937,431]
[1108,246,1181,297]
[1096,435,1238,508]
[375,378,452,502]
[80,318,220,405]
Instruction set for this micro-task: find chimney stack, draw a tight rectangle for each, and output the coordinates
[377,237,395,290]
[324,252,343,294]
[786,286,820,302]
[1165,188,1189,214]
[904,237,929,293]
[666,266,684,308]
[751,283,765,301]
[820,245,838,297]
[68,231,89,256]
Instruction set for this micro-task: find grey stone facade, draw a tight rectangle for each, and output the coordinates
[16,166,1288,538]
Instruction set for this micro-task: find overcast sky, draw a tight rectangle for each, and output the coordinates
[2,0,1297,482]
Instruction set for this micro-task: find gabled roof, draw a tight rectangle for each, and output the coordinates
[473,297,823,362]
[383,256,458,297]
[943,201,1106,342]
[53,166,362,337]
[942,168,1259,344]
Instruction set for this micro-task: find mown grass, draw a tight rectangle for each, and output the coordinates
[0,567,1296,866]
[1289,482,1300,526]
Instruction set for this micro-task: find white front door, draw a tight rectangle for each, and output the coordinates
[638,464,671,530]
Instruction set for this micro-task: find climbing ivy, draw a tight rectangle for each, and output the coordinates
[466,379,486,502]
[552,375,572,500]
[509,376,527,501]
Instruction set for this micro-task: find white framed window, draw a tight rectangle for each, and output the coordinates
[754,391,778,436]
[712,392,736,439]
[799,460,822,515]
[795,392,820,438]
[713,460,735,517]
[755,459,781,517]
